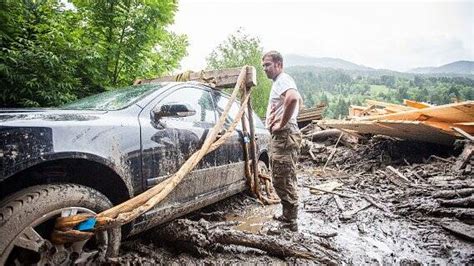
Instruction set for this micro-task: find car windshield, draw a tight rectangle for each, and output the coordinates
[61,84,162,110]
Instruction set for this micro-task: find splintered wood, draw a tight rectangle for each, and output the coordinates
[297,104,326,123]
[319,99,474,145]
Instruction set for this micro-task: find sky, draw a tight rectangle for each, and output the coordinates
[170,0,474,72]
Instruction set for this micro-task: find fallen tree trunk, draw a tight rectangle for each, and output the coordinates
[432,188,474,199]
[440,221,474,241]
[429,207,474,220]
[153,219,340,264]
[304,129,355,147]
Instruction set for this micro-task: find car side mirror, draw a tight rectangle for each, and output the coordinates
[153,103,196,120]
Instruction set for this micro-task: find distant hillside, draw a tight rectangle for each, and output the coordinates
[285,54,374,71]
[409,61,474,75]
[285,55,473,77]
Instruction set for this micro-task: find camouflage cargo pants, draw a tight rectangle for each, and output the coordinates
[271,129,302,223]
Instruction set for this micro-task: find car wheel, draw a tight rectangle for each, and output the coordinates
[0,184,121,265]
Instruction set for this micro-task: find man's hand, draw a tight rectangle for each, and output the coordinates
[268,104,283,133]
[270,120,283,133]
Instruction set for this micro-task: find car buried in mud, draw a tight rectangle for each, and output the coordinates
[0,82,270,264]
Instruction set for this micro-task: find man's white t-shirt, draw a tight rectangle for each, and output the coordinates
[265,72,300,132]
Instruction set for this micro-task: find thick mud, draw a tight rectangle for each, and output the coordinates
[113,138,473,264]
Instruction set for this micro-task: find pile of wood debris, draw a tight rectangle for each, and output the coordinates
[297,104,326,126]
[318,99,474,145]
[299,119,473,243]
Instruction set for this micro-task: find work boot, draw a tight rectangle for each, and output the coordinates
[281,221,298,232]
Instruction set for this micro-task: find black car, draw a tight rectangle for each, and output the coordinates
[0,82,270,264]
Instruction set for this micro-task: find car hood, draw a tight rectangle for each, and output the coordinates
[0,108,108,126]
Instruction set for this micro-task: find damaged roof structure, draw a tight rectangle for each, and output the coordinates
[319,100,474,145]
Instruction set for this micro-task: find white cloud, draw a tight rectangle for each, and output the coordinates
[171,0,474,71]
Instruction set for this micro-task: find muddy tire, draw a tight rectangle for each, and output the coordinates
[0,184,121,265]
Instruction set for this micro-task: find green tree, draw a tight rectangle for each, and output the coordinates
[73,0,188,87]
[0,0,187,107]
[206,29,271,117]
[1,0,84,107]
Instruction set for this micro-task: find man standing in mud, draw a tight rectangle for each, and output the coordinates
[262,51,302,232]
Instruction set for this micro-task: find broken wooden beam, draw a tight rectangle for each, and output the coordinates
[452,127,474,141]
[134,67,257,89]
[403,99,432,109]
[365,99,415,112]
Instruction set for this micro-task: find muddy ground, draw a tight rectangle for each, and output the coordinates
[112,137,473,264]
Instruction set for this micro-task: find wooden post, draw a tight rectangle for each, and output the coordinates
[246,66,259,196]
[240,81,254,192]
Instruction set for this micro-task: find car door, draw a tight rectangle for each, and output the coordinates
[139,85,219,201]
[211,91,246,185]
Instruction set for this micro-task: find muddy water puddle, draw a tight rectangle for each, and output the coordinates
[225,203,278,233]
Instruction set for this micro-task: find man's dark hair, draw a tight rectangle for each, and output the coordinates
[263,51,283,65]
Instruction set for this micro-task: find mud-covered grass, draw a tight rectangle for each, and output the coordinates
[112,138,473,264]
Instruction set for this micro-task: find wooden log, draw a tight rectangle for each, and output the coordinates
[304,129,343,141]
[429,207,474,220]
[440,221,474,241]
[432,188,474,199]
[154,219,339,263]
[438,195,474,208]
[247,87,260,197]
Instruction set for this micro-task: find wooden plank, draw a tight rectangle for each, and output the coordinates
[308,182,354,198]
[134,66,257,88]
[366,99,415,112]
[452,127,474,141]
[359,101,474,123]
[423,121,474,134]
[454,122,474,126]
[404,99,432,109]
[319,119,457,145]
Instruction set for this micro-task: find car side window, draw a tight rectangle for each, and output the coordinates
[213,93,242,128]
[158,87,216,124]
[213,92,266,129]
